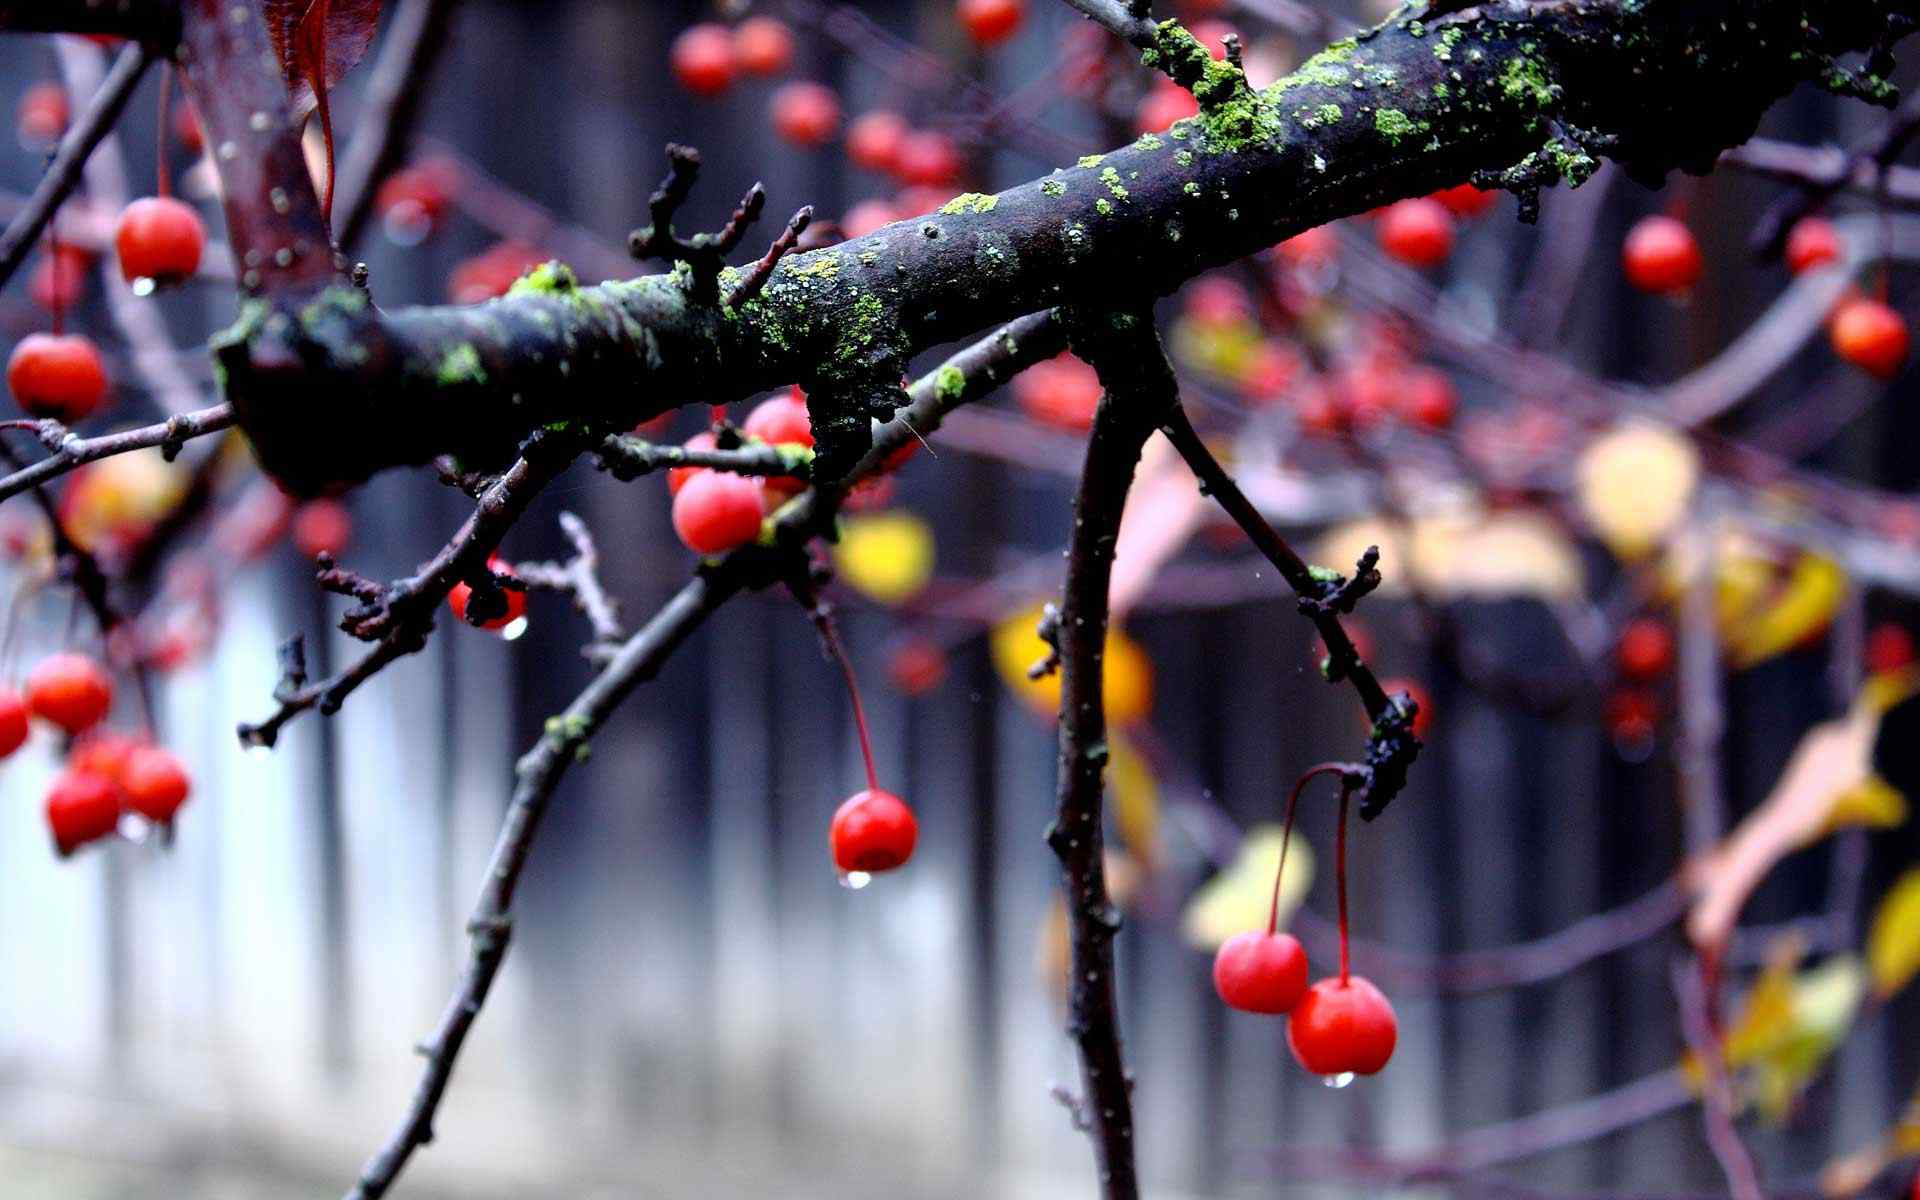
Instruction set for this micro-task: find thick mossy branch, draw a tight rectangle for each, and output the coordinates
[187,0,1916,493]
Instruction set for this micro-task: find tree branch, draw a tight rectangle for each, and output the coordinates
[1045,308,1176,1200]
[0,405,235,504]
[162,0,1916,495]
[332,0,466,251]
[0,42,153,291]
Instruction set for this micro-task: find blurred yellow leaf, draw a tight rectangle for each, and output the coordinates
[1867,868,1920,999]
[1694,941,1863,1122]
[1577,422,1699,560]
[1180,824,1314,951]
[833,511,934,605]
[991,603,1153,726]
[1109,734,1162,869]
[1724,551,1846,669]
[1825,777,1907,836]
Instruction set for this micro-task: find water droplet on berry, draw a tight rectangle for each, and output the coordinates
[837,870,873,890]
[245,743,272,759]
[130,276,156,297]
[500,615,530,642]
[1322,1072,1356,1090]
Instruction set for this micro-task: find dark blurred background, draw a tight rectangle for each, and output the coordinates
[2,2,1919,1197]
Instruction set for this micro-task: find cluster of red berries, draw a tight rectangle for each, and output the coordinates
[1606,616,1674,754]
[1213,764,1398,1082]
[1,652,191,855]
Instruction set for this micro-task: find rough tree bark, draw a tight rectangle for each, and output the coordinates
[111,0,1920,494]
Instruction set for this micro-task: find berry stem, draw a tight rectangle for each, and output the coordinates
[44,221,63,336]
[1269,762,1350,937]
[1336,776,1353,985]
[155,65,171,199]
[811,601,882,793]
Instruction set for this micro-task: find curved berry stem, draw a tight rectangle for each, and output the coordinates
[45,222,63,336]
[1268,762,1356,937]
[811,601,882,793]
[155,65,171,199]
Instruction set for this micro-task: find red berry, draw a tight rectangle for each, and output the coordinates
[121,745,190,823]
[771,81,841,149]
[668,430,718,497]
[115,196,205,288]
[841,198,901,240]
[1014,353,1103,432]
[1184,276,1254,326]
[1276,224,1338,270]
[829,787,918,873]
[1286,975,1398,1076]
[846,111,909,174]
[671,23,736,97]
[885,638,949,696]
[732,16,795,77]
[0,687,28,757]
[69,729,137,783]
[1377,198,1454,269]
[30,244,93,314]
[447,559,528,632]
[1136,81,1200,135]
[8,333,108,422]
[1615,618,1674,682]
[672,470,765,555]
[291,499,352,559]
[1212,930,1310,1014]
[1431,182,1497,219]
[1830,296,1910,380]
[1606,686,1660,748]
[45,769,121,855]
[744,389,815,448]
[1784,217,1842,276]
[1622,215,1702,295]
[1865,622,1915,675]
[16,81,69,147]
[1398,365,1456,430]
[893,130,963,188]
[25,653,112,735]
[957,0,1025,47]
[1377,677,1431,739]
[376,157,459,244]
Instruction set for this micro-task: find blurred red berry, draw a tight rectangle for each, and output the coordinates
[1829,296,1910,380]
[673,470,765,555]
[669,430,719,497]
[1399,365,1456,430]
[732,16,795,76]
[26,652,112,736]
[1377,198,1454,269]
[291,499,352,559]
[1622,215,1702,295]
[886,638,950,696]
[46,769,120,856]
[16,81,68,147]
[1431,182,1496,219]
[1615,618,1674,682]
[1784,216,1842,276]
[0,687,28,758]
[846,111,909,174]
[771,81,841,148]
[1014,353,1103,432]
[894,130,963,187]
[957,0,1026,47]
[8,333,108,422]
[1865,622,1915,675]
[1137,81,1200,134]
[121,745,191,823]
[671,23,736,97]
[29,244,93,314]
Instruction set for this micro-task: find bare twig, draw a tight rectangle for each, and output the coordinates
[0,42,153,290]
[0,405,235,503]
[1673,959,1765,1200]
[627,145,770,304]
[595,434,803,482]
[511,512,624,652]
[1721,136,1920,210]
[1056,0,1158,48]
[727,205,814,308]
[1751,87,1920,257]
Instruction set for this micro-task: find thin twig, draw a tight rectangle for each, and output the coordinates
[511,511,624,652]
[1673,959,1765,1200]
[1055,0,1158,48]
[0,42,153,290]
[0,405,235,503]
[727,206,813,308]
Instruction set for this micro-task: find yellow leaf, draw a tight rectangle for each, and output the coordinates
[1180,824,1314,951]
[1693,941,1862,1122]
[833,511,934,605]
[1577,422,1699,560]
[1316,508,1583,600]
[1108,734,1162,869]
[990,603,1153,727]
[1867,868,1920,999]
[1823,776,1907,836]
[1724,551,1847,669]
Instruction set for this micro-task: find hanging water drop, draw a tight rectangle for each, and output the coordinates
[838,870,872,890]
[130,276,156,298]
[1322,1071,1356,1090]
[500,615,531,642]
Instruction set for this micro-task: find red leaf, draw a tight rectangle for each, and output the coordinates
[264,0,381,224]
